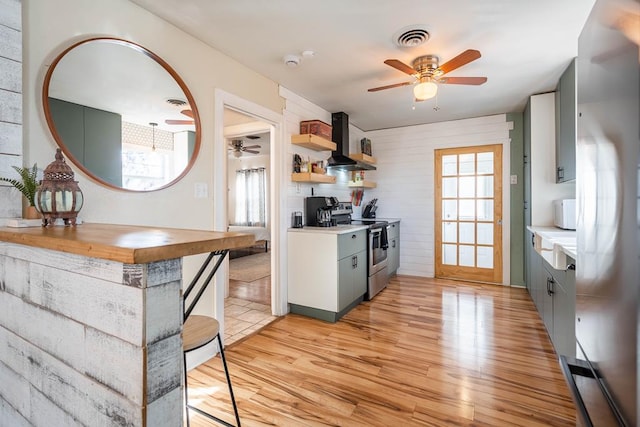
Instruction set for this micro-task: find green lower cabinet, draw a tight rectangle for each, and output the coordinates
[338,250,367,311]
[526,246,576,358]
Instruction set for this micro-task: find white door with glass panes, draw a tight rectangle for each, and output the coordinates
[435,145,502,283]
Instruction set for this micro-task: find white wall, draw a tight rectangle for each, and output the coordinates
[530,93,575,225]
[365,115,513,280]
[22,0,283,230]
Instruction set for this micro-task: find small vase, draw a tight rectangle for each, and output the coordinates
[24,205,41,220]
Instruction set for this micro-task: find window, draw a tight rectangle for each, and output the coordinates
[234,168,266,226]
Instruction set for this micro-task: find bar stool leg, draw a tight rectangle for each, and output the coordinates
[184,353,191,427]
[217,334,241,426]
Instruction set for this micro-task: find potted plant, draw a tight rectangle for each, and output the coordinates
[0,163,40,219]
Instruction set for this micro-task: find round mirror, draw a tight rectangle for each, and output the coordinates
[42,37,201,191]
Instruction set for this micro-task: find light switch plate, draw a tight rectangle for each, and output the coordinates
[194,182,208,198]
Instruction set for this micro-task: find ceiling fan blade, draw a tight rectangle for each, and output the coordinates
[181,109,194,118]
[438,49,482,75]
[242,144,261,149]
[165,119,194,125]
[244,149,260,154]
[384,59,417,76]
[368,81,412,92]
[439,76,487,85]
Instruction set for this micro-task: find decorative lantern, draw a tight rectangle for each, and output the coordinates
[35,148,84,226]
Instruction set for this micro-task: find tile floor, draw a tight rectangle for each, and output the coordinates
[224,297,277,346]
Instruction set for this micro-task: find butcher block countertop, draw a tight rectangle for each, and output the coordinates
[0,223,255,264]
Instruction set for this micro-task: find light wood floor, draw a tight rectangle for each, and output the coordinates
[188,276,576,426]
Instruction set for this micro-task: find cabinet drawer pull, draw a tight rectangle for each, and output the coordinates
[547,277,555,296]
[352,234,357,239]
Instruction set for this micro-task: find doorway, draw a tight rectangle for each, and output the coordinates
[434,144,503,283]
[223,108,277,345]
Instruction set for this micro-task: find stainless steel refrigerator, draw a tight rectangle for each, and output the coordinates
[560,0,639,425]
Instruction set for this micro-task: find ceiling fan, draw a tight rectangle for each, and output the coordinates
[229,139,260,157]
[165,109,194,125]
[368,49,487,101]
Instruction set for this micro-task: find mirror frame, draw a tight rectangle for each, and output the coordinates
[42,37,201,192]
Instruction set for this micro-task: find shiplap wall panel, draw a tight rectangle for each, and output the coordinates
[0,0,21,30]
[0,20,21,61]
[29,386,84,427]
[0,57,20,93]
[146,387,183,427]
[0,80,21,124]
[0,121,21,154]
[0,240,184,426]
[0,394,31,427]
[1,327,142,426]
[366,115,511,277]
[0,360,30,420]
[0,241,125,283]
[29,263,146,345]
[145,280,182,343]
[0,0,21,219]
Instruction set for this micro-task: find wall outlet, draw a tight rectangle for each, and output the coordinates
[510,175,518,185]
[296,183,301,194]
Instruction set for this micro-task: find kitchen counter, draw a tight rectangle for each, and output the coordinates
[0,222,254,263]
[527,225,576,269]
[0,223,253,426]
[288,224,369,234]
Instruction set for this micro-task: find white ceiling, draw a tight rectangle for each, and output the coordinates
[131,0,595,131]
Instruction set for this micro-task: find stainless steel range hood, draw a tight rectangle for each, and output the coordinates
[326,112,376,171]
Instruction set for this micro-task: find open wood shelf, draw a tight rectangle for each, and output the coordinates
[291,134,336,151]
[348,180,377,189]
[291,172,336,184]
[348,153,377,165]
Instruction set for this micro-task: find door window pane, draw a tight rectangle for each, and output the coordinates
[477,223,493,245]
[442,177,457,198]
[459,200,475,220]
[477,152,494,174]
[443,200,457,220]
[459,153,475,175]
[442,155,457,176]
[459,177,475,198]
[459,222,475,244]
[443,244,457,265]
[477,200,494,221]
[477,246,493,268]
[443,222,457,243]
[459,245,475,266]
[477,176,493,198]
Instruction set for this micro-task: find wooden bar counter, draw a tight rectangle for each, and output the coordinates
[0,223,254,427]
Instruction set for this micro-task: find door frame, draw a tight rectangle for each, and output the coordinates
[214,89,287,316]
[431,138,511,285]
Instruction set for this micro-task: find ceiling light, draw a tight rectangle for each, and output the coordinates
[413,80,438,100]
[149,122,158,151]
[233,150,242,158]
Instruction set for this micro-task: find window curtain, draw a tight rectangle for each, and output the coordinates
[234,168,266,226]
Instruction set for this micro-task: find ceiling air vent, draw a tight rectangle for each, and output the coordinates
[394,25,430,48]
[166,98,188,107]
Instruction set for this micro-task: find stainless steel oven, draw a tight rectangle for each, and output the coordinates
[367,225,389,299]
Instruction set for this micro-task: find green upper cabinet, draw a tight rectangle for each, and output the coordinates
[555,59,577,183]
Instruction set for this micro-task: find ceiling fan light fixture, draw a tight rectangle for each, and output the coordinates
[233,150,242,158]
[413,80,438,100]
